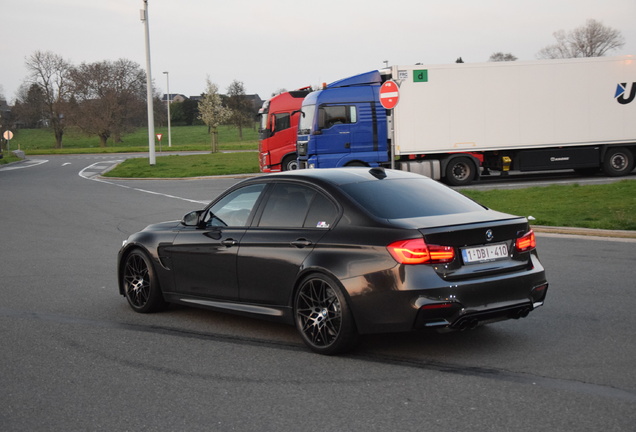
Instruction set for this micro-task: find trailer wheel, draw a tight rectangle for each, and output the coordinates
[444,156,476,186]
[603,147,634,177]
[282,154,299,171]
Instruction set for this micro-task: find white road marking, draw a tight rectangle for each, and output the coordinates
[78,161,207,204]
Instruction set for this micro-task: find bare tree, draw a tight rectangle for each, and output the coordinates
[24,51,72,148]
[198,78,231,153]
[68,59,146,147]
[226,80,253,140]
[538,19,625,59]
[489,52,518,62]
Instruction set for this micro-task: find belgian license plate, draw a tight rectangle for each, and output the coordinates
[461,243,509,264]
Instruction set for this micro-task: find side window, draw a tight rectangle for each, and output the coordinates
[304,192,338,229]
[258,184,315,228]
[273,113,291,132]
[206,184,265,227]
[318,105,357,130]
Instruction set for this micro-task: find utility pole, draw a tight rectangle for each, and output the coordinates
[163,71,172,148]
[141,0,156,165]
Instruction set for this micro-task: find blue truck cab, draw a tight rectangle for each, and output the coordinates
[297,71,389,168]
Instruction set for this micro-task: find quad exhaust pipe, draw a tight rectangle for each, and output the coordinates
[457,319,479,331]
[512,307,531,319]
[454,306,532,330]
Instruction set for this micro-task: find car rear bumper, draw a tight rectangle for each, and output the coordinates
[344,254,548,334]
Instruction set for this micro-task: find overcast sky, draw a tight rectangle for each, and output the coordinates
[1,0,635,103]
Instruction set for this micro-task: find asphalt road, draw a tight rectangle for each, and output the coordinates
[1,155,635,431]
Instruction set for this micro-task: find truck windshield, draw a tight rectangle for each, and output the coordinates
[299,105,315,135]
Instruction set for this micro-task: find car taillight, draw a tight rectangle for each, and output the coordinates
[387,238,455,265]
[515,230,536,252]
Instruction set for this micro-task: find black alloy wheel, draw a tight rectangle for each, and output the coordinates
[122,249,167,313]
[294,274,358,355]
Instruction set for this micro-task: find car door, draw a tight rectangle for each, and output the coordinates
[237,182,340,306]
[167,184,266,300]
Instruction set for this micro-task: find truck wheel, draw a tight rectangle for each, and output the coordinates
[603,147,634,177]
[444,156,476,186]
[282,155,299,171]
[345,161,367,167]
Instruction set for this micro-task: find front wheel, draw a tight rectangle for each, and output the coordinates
[281,154,299,171]
[122,249,167,313]
[603,147,634,177]
[294,274,358,355]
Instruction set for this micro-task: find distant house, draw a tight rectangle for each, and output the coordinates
[245,94,263,113]
[162,93,188,103]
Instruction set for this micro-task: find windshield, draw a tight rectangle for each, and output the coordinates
[298,104,315,135]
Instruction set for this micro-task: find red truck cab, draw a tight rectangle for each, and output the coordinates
[258,87,311,172]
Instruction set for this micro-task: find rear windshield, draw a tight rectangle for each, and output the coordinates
[340,178,485,219]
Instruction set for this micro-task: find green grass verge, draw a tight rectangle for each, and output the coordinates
[0,154,22,165]
[7,124,259,154]
[461,181,636,231]
[104,152,260,178]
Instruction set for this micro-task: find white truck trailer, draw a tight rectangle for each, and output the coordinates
[297,56,636,185]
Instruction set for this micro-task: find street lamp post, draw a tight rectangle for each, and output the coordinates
[141,0,156,165]
[163,71,172,148]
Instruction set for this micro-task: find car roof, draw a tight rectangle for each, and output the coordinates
[260,167,425,186]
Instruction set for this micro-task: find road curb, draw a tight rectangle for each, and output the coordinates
[532,225,636,239]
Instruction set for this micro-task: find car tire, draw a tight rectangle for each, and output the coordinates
[294,273,358,355]
[602,147,634,177]
[444,156,476,186]
[122,249,167,313]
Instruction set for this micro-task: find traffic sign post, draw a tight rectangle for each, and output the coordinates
[379,81,399,168]
[3,130,14,152]
[379,80,400,110]
[156,133,163,153]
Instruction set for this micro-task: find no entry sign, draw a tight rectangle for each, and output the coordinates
[379,80,400,109]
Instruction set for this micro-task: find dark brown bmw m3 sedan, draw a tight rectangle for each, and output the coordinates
[118,167,548,355]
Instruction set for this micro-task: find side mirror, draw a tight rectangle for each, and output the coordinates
[181,210,204,227]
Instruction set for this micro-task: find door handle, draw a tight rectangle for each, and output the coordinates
[221,238,238,247]
[291,239,312,248]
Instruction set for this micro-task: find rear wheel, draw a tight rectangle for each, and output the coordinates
[445,156,476,186]
[603,147,634,177]
[122,249,167,313]
[294,274,358,355]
